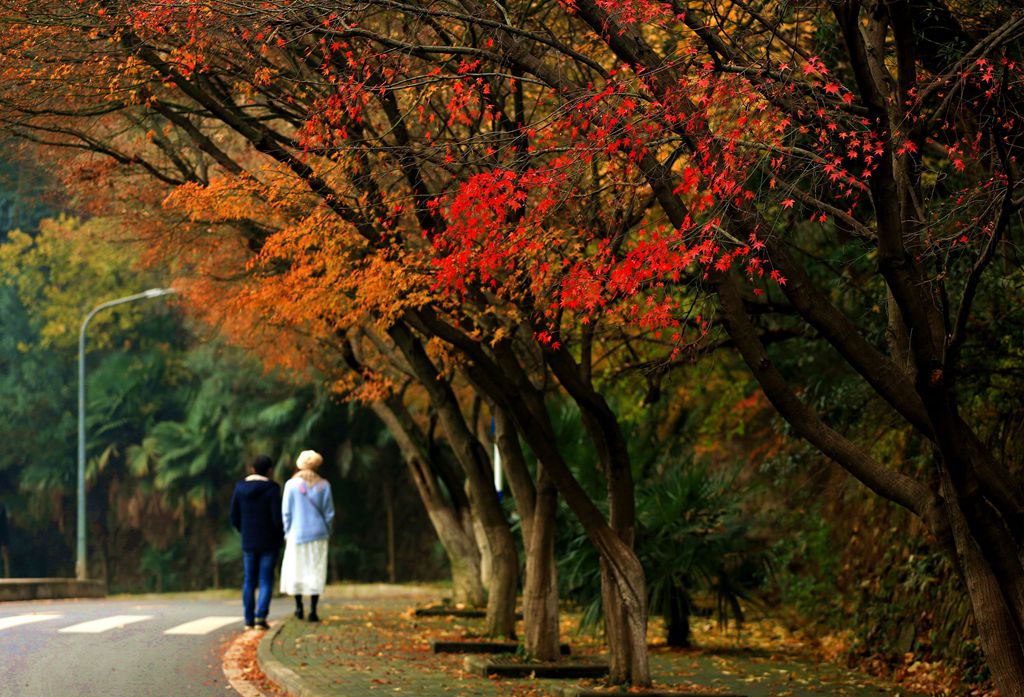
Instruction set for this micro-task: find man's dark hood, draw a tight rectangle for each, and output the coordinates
[237,477,278,500]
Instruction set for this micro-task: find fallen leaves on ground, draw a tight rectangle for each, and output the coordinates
[220,629,290,696]
[681,616,996,696]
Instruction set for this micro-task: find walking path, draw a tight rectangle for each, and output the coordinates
[256,584,926,697]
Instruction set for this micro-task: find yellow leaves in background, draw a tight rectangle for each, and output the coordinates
[0,215,162,350]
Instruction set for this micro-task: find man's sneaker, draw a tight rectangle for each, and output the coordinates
[244,624,255,630]
[254,618,270,630]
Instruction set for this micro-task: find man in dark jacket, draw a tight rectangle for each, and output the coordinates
[230,455,283,630]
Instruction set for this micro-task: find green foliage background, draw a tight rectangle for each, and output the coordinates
[0,194,443,590]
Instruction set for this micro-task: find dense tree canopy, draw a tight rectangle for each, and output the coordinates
[0,0,1021,691]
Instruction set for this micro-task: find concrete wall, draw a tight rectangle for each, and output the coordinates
[0,578,106,602]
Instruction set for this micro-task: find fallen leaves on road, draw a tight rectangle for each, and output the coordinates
[220,628,289,696]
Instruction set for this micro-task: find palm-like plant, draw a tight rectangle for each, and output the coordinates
[639,464,772,646]
[128,346,333,513]
[560,462,773,647]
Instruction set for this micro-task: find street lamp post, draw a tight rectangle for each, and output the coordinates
[76,288,176,581]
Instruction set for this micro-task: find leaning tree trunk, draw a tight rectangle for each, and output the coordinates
[465,454,518,638]
[496,406,561,660]
[546,346,648,683]
[595,533,650,684]
[940,468,1024,696]
[390,323,519,637]
[433,440,490,607]
[511,387,651,684]
[370,399,487,607]
[410,314,651,683]
[471,508,494,590]
[600,561,631,681]
[925,405,1024,696]
[455,505,485,606]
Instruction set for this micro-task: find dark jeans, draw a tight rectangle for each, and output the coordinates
[242,549,278,625]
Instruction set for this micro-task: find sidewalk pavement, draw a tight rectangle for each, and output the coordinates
[256,584,921,697]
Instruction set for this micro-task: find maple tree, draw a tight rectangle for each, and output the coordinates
[1,0,1023,690]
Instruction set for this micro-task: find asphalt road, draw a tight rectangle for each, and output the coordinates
[0,592,287,697]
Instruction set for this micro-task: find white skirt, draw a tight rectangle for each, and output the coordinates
[279,538,329,595]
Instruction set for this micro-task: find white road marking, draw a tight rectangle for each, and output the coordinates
[0,613,62,631]
[58,614,153,633]
[164,616,239,635]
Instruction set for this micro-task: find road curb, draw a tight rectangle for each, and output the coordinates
[224,628,271,697]
[257,617,325,697]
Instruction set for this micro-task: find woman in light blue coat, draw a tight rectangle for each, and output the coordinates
[280,449,335,623]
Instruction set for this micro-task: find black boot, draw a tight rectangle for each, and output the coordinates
[307,594,320,623]
[294,596,304,620]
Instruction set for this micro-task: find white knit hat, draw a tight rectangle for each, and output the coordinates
[296,450,323,470]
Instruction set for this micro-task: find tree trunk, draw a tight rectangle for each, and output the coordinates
[210,537,220,590]
[545,346,648,683]
[940,470,1024,697]
[370,399,487,607]
[597,545,651,684]
[665,588,691,648]
[409,313,650,683]
[390,323,518,637]
[484,522,519,639]
[885,287,916,378]
[496,405,561,660]
[512,390,650,684]
[601,560,631,683]
[384,479,397,584]
[915,385,1024,690]
[455,506,485,606]
[522,468,561,660]
[407,458,486,606]
[472,509,493,590]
